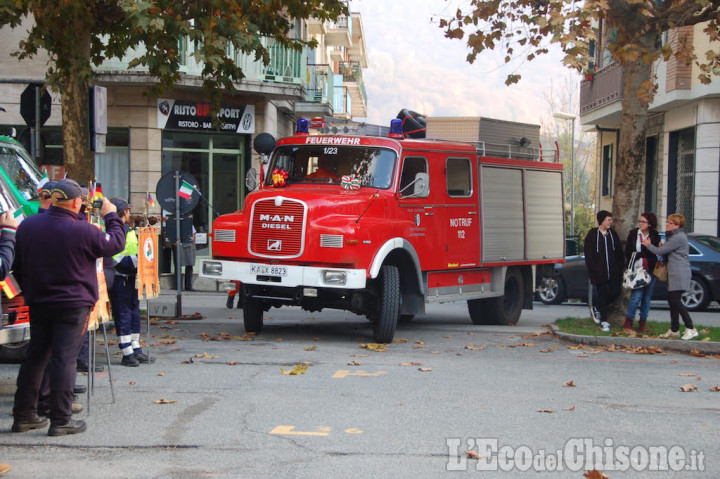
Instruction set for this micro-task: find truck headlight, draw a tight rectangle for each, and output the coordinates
[203,261,223,276]
[323,270,347,285]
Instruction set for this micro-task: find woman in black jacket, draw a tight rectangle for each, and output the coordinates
[623,212,661,333]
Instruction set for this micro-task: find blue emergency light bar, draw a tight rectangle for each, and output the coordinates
[296,118,309,135]
[388,119,403,138]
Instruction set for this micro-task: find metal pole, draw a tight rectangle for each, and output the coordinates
[570,117,575,237]
[34,86,41,161]
[174,171,182,317]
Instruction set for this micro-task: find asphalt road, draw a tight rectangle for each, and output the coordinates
[1,294,718,478]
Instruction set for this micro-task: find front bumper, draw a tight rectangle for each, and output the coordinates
[200,259,367,289]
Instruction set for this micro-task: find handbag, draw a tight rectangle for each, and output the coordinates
[653,260,668,282]
[623,252,652,289]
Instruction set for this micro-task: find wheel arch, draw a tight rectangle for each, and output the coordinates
[369,238,424,295]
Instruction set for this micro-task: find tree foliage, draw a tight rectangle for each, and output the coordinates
[442,0,720,322]
[0,0,347,182]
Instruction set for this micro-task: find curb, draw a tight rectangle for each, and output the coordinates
[549,324,720,355]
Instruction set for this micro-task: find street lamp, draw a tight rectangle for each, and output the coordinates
[553,111,576,237]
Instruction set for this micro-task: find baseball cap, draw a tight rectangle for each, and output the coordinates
[110,197,132,214]
[52,179,87,200]
[40,181,57,197]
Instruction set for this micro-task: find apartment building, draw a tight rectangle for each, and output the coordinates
[0,5,368,271]
[581,24,720,236]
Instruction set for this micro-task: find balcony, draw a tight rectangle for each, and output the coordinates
[333,86,352,120]
[338,61,367,118]
[326,16,351,47]
[580,62,623,120]
[295,64,336,118]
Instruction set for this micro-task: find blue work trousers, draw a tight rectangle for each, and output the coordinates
[110,275,140,356]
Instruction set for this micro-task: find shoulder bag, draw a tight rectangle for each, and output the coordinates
[623,252,652,289]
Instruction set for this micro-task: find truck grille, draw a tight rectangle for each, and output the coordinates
[249,198,306,258]
[213,229,236,242]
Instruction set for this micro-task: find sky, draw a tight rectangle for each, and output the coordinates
[351,0,578,129]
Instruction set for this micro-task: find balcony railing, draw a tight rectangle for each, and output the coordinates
[580,62,623,115]
[305,64,335,104]
[338,61,367,106]
[334,86,352,117]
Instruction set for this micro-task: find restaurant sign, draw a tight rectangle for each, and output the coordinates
[157,99,255,133]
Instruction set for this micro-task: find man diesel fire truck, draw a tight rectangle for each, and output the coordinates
[201,118,565,343]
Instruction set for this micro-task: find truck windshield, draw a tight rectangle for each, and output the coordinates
[0,141,42,201]
[266,145,397,189]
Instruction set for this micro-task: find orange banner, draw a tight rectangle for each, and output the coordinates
[89,257,111,331]
[137,226,160,299]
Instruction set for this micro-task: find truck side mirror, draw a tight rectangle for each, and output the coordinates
[413,172,429,197]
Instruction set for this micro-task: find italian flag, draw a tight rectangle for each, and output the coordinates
[37,171,49,192]
[178,180,195,200]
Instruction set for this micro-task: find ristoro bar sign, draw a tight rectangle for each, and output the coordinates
[157,99,255,133]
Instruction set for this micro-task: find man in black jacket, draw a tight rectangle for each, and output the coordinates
[11,179,126,436]
[584,210,625,331]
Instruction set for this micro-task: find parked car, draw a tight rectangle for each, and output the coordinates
[536,233,720,311]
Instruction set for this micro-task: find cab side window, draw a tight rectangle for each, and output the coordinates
[399,156,428,198]
[446,157,472,197]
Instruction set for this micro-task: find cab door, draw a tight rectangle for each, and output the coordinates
[442,156,480,268]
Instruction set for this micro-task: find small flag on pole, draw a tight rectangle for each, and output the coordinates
[0,273,21,299]
[178,180,195,200]
[146,192,155,207]
[37,171,49,193]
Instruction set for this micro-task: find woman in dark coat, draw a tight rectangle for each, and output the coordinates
[623,212,661,333]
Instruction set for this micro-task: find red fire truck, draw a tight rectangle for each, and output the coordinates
[201,119,565,342]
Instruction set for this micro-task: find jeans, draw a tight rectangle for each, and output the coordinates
[626,277,656,320]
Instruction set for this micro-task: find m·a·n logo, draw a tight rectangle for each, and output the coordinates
[267,240,282,251]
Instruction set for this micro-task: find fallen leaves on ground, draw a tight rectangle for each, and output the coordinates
[418,367,433,372]
[563,380,576,387]
[195,352,218,359]
[228,361,239,365]
[157,372,165,376]
[564,405,576,411]
[347,361,361,366]
[350,354,368,358]
[181,357,194,364]
[509,342,535,348]
[465,345,487,351]
[680,384,698,392]
[399,362,422,366]
[541,346,560,353]
[157,339,177,345]
[523,331,550,339]
[709,386,720,391]
[393,338,408,343]
[690,349,706,358]
[584,470,608,479]
[679,373,696,376]
[537,409,554,413]
[154,398,177,404]
[281,363,309,375]
[129,382,136,386]
[361,343,388,352]
[304,346,318,351]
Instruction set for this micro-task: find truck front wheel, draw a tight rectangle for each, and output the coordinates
[243,297,264,333]
[373,265,400,343]
[467,268,524,326]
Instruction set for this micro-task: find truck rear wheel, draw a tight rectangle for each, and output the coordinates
[243,297,264,333]
[468,268,524,325]
[0,340,30,362]
[373,265,400,343]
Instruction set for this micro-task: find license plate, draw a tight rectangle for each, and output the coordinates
[250,264,287,277]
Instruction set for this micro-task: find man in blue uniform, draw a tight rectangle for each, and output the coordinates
[11,179,126,436]
[109,197,150,367]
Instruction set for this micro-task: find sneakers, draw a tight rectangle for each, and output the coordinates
[591,307,602,325]
[601,321,611,332]
[121,355,140,367]
[681,328,699,340]
[48,419,87,437]
[659,329,680,339]
[11,415,48,433]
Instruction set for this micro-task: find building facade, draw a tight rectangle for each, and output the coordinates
[0,5,368,278]
[581,24,720,236]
